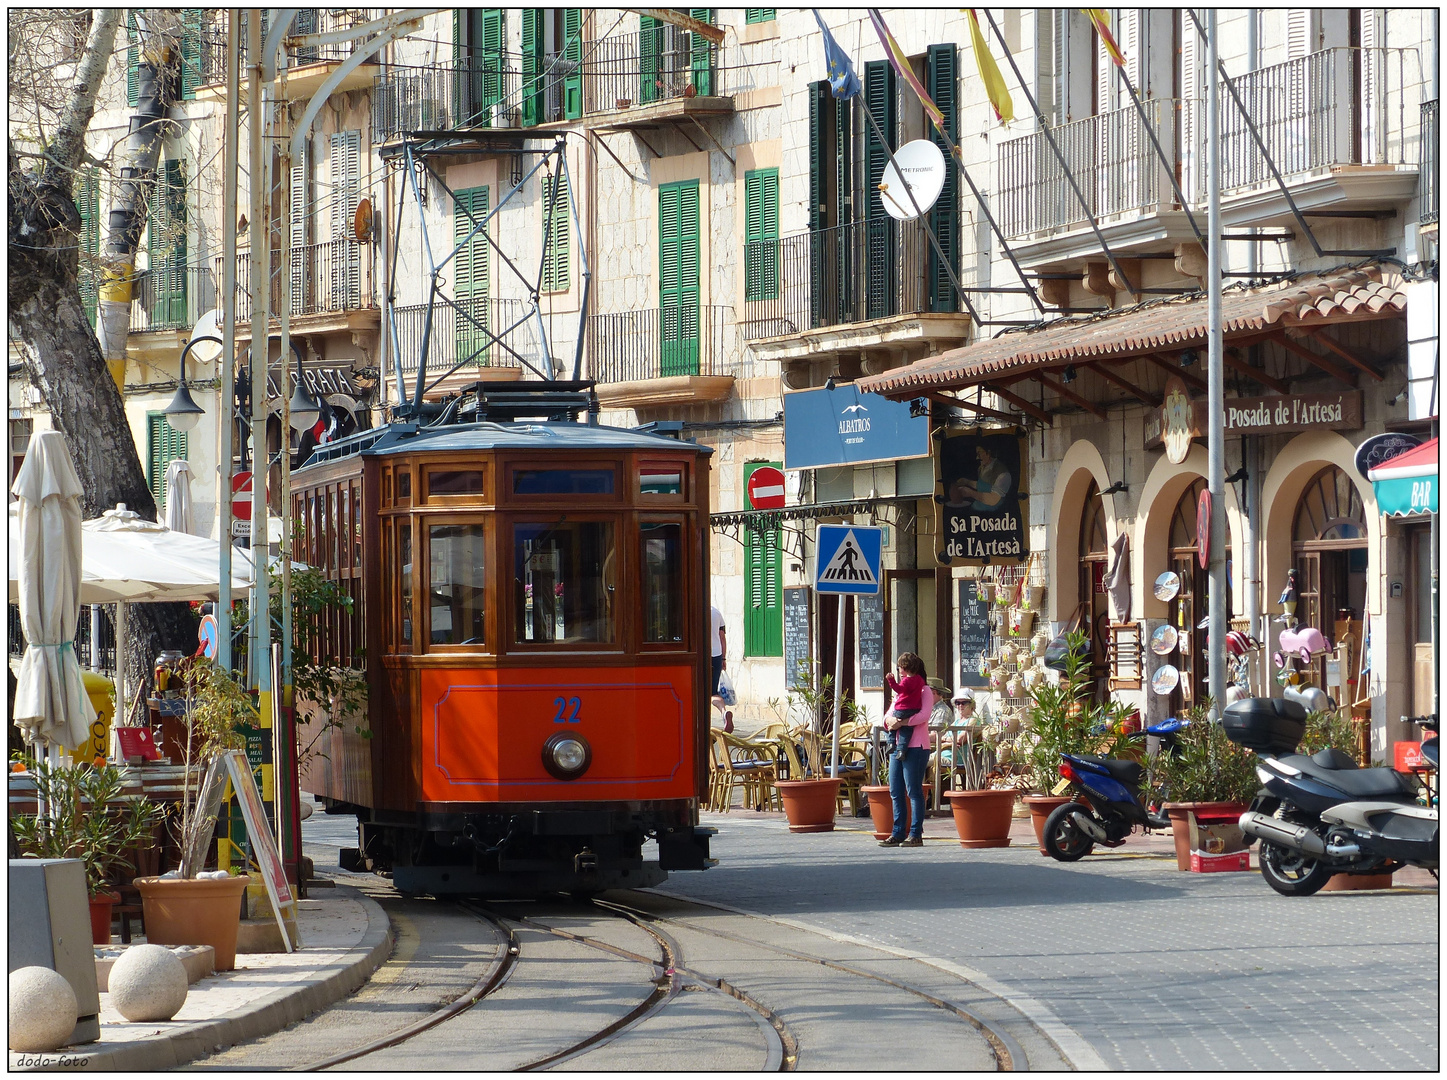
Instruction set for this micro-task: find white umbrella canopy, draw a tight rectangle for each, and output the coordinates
[163,460,195,534]
[10,430,97,751]
[83,505,252,600]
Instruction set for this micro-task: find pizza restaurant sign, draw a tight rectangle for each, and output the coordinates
[1147,378,1363,462]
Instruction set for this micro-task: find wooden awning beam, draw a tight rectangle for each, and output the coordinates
[1268,331,1358,386]
[1032,371,1108,419]
[925,391,1018,425]
[984,383,1054,425]
[1287,328,1385,381]
[1087,362,1162,407]
[1141,352,1208,392]
[1222,349,1290,394]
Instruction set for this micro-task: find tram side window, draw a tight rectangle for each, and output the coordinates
[429,523,486,645]
[399,523,414,648]
[641,523,683,643]
[513,521,615,644]
[513,468,615,495]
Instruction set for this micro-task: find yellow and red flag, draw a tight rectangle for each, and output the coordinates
[965,9,1014,124]
[1083,9,1126,68]
[867,9,945,131]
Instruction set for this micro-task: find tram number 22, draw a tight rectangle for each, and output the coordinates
[553,696,583,724]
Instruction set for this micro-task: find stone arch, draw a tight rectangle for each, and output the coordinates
[1047,439,1121,624]
[1134,445,1246,620]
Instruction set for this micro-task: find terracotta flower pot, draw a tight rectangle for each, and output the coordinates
[945,789,1017,848]
[1322,870,1394,891]
[1025,795,1073,855]
[89,890,120,946]
[777,779,841,833]
[135,874,251,971]
[1164,803,1249,871]
[862,784,912,840]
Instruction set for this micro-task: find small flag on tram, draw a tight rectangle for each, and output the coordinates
[867,9,946,130]
[1083,9,1126,68]
[811,10,861,99]
[965,9,1014,124]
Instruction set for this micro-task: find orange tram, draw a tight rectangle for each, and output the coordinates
[293,383,716,896]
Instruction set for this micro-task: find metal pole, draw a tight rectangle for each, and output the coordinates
[1243,436,1262,690]
[1206,10,1227,715]
[218,9,240,672]
[247,12,272,706]
[830,596,847,780]
[278,123,297,880]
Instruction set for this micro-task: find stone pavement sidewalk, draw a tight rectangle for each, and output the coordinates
[8,885,391,1072]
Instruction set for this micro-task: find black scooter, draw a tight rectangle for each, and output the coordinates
[1223,698,1439,895]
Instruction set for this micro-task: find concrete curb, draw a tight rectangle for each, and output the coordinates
[30,885,392,1072]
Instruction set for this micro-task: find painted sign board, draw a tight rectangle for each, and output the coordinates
[814,524,882,595]
[937,429,1028,564]
[782,383,929,470]
[957,581,991,689]
[783,586,812,690]
[1147,388,1365,453]
[857,592,885,689]
[222,749,297,952]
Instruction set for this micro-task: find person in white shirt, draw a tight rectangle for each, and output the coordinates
[710,604,732,732]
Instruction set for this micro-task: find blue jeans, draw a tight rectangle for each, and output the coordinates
[888,745,929,841]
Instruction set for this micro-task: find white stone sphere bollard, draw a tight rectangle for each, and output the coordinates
[108,944,189,1022]
[8,966,78,1052]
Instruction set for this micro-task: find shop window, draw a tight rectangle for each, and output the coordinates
[429,522,486,645]
[513,520,616,644]
[1291,465,1367,687]
[1077,481,1109,700]
[513,467,616,495]
[641,522,684,643]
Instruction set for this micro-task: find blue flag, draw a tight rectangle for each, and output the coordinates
[812,10,861,99]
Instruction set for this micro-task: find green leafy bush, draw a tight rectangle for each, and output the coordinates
[1147,699,1260,806]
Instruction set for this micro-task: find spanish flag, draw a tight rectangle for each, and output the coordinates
[867,9,945,131]
[966,9,1014,124]
[1083,9,1126,68]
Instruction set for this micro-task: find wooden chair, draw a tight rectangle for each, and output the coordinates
[706,730,729,812]
[712,730,781,812]
[790,729,869,815]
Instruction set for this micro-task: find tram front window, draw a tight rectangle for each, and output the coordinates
[641,523,683,643]
[429,523,486,645]
[513,521,616,644]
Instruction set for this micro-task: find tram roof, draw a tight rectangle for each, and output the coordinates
[298,420,711,471]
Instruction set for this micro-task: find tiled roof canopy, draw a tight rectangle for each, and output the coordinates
[857,267,1407,398]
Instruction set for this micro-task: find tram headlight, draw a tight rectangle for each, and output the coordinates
[542,732,592,780]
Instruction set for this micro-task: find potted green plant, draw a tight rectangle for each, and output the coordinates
[1294,710,1393,891]
[943,718,1017,848]
[1013,630,1137,853]
[1148,699,1259,870]
[770,678,844,833]
[11,758,161,944]
[133,657,253,970]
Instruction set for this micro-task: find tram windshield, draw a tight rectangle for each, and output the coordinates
[429,523,486,645]
[513,521,616,644]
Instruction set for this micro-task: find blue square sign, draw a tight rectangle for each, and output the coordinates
[814,524,882,595]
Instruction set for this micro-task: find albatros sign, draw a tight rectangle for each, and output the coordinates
[782,383,930,470]
[1147,384,1363,455]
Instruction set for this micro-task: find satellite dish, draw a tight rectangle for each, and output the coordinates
[877,139,947,221]
[353,197,373,242]
[187,310,224,364]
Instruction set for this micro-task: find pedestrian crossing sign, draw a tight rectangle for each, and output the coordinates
[814,524,882,595]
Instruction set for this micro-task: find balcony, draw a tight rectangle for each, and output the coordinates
[198,10,386,100]
[579,27,734,130]
[129,264,219,336]
[1421,100,1438,229]
[739,217,972,364]
[230,238,376,322]
[587,305,736,409]
[389,297,545,396]
[372,56,554,142]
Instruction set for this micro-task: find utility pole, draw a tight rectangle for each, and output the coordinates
[1207,10,1227,713]
[218,9,241,671]
[247,13,272,718]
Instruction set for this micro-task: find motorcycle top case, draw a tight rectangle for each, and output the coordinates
[1222,697,1306,754]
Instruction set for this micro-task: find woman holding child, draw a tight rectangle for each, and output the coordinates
[880,652,932,847]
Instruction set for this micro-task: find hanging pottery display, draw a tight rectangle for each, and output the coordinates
[1151,665,1181,694]
[1149,624,1179,656]
[998,643,1015,666]
[1005,676,1023,699]
[1154,571,1182,602]
[1031,630,1050,657]
[1010,608,1035,636]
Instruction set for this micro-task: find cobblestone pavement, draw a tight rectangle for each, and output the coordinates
[655,813,1440,1071]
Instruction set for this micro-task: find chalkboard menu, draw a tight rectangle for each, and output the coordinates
[957,580,991,688]
[857,592,885,689]
[783,587,812,691]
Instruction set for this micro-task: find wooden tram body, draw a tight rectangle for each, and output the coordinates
[293,387,715,895]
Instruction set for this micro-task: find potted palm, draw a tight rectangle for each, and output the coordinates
[943,717,1017,848]
[12,757,162,944]
[1148,699,1259,870]
[771,678,844,833]
[133,658,253,970]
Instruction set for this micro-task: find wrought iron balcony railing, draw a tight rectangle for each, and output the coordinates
[388,297,545,382]
[200,9,388,85]
[587,305,736,382]
[129,264,219,333]
[1421,99,1438,225]
[581,26,722,114]
[997,98,1179,240]
[230,238,376,322]
[740,216,960,342]
[372,58,529,137]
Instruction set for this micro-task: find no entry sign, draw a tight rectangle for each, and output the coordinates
[747,466,786,510]
[232,471,253,521]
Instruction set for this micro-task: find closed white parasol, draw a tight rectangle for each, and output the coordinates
[10,431,96,752]
[163,459,195,534]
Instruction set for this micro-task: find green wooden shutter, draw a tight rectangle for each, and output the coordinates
[289,139,311,314]
[658,180,700,377]
[148,159,188,328]
[745,10,776,24]
[127,12,140,107]
[75,168,101,327]
[481,8,505,123]
[743,462,783,657]
[689,9,714,97]
[563,9,583,119]
[454,186,490,366]
[329,131,361,308]
[452,8,467,127]
[863,59,898,320]
[744,168,778,302]
[180,9,203,99]
[542,171,570,293]
[521,9,543,126]
[639,14,659,104]
[148,413,190,511]
[926,43,960,313]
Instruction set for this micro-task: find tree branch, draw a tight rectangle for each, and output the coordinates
[41,10,119,191]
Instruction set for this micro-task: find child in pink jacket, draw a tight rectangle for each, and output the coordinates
[883,652,928,758]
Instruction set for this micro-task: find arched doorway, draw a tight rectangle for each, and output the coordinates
[1291,465,1367,687]
[1078,480,1109,701]
[1167,477,1233,713]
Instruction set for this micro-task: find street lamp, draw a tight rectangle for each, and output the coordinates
[287,342,321,434]
[162,333,223,432]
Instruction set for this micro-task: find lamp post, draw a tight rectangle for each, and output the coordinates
[160,333,221,433]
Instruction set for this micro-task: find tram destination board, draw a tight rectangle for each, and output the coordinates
[783,586,812,691]
[858,592,885,690]
[958,580,990,688]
